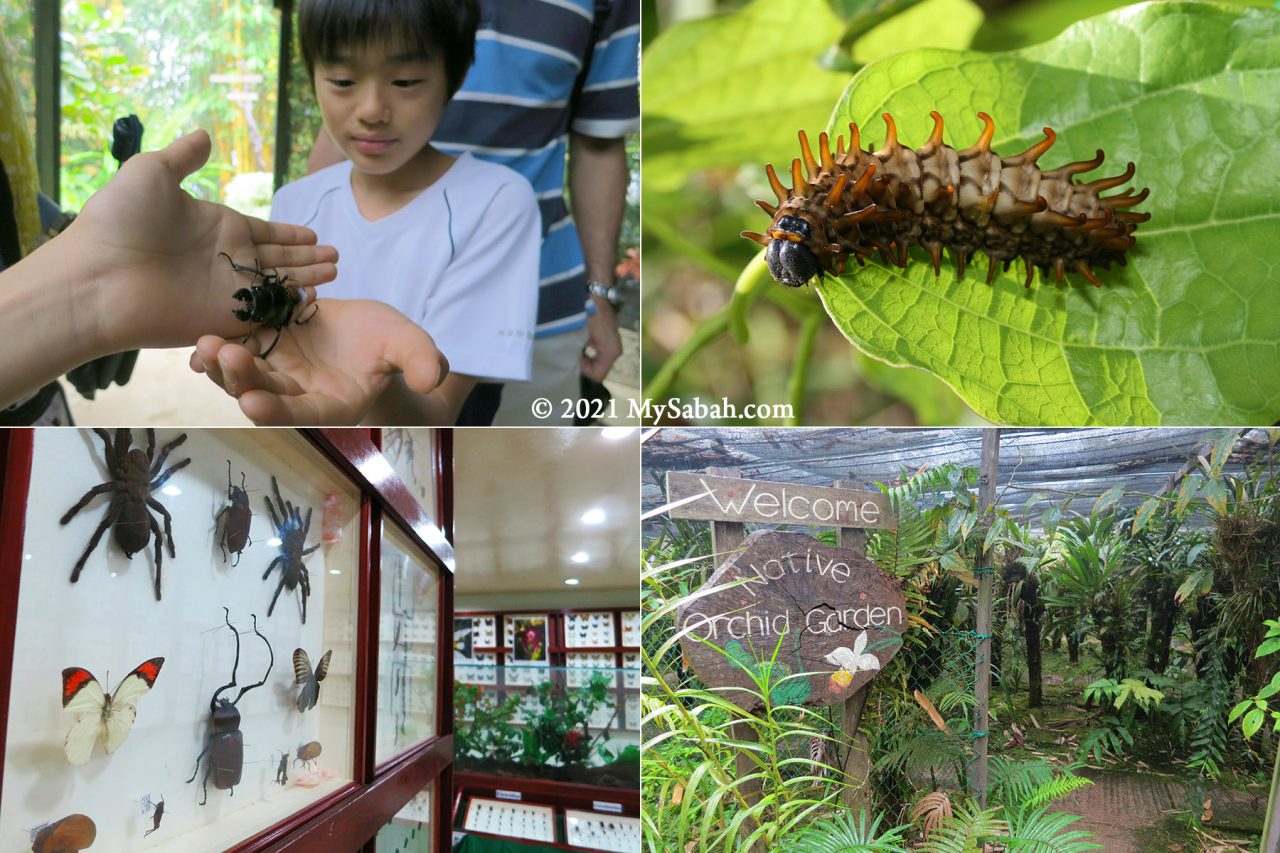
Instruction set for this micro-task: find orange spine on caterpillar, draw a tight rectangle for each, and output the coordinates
[742,112,1150,288]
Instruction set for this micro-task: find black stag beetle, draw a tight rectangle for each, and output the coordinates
[188,608,273,805]
[215,460,253,566]
[220,253,318,358]
[263,476,319,623]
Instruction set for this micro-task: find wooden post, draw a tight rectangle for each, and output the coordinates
[971,429,1000,806]
[705,467,764,853]
[1262,738,1280,853]
[835,479,872,817]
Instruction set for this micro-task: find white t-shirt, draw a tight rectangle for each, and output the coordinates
[271,152,540,382]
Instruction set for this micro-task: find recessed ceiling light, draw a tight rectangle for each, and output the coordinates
[600,427,635,440]
[329,569,341,575]
[268,537,283,547]
[571,551,589,563]
[564,578,580,585]
[582,508,605,524]
[162,485,181,496]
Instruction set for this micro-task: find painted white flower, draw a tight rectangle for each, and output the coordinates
[824,630,881,675]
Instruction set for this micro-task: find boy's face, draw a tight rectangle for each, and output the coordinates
[313,42,449,177]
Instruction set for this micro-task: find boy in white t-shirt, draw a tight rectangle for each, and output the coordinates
[201,0,539,425]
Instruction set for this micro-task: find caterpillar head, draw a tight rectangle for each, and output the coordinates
[765,215,821,287]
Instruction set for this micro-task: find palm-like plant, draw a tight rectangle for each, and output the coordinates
[1044,513,1139,680]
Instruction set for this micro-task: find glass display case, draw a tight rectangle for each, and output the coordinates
[453,609,641,793]
[0,428,455,853]
[377,521,442,764]
[374,779,436,853]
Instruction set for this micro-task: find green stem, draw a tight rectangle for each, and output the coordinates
[643,217,741,282]
[643,308,731,402]
[787,309,824,425]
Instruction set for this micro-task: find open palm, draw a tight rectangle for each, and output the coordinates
[190,298,448,425]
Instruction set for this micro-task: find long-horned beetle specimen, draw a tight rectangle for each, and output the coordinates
[220,252,317,358]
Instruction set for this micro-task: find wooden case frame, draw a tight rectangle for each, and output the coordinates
[0,428,455,853]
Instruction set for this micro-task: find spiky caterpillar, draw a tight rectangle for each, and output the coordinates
[742,112,1150,288]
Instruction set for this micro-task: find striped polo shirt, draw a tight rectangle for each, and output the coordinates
[432,0,639,338]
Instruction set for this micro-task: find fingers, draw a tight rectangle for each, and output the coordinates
[238,390,353,426]
[246,216,321,248]
[381,315,449,394]
[153,130,212,181]
[191,336,302,399]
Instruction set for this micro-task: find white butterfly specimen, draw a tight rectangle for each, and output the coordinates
[824,631,880,676]
[61,657,164,765]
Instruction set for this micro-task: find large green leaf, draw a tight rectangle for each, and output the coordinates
[813,2,1280,425]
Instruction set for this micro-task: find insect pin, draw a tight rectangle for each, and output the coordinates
[220,252,317,358]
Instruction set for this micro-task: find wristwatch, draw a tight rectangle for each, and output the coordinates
[586,279,623,310]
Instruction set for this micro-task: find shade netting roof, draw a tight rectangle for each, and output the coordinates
[642,428,1277,523]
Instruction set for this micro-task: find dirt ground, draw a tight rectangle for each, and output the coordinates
[1054,768,1266,852]
[64,328,642,426]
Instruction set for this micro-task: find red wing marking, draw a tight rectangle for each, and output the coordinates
[61,668,97,706]
[131,657,165,687]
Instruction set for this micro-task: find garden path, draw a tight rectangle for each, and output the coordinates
[1054,768,1266,852]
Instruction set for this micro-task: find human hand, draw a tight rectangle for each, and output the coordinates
[580,297,623,383]
[189,298,449,425]
[66,129,338,352]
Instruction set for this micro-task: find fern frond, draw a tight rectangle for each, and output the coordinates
[786,809,911,853]
[1022,774,1092,811]
[909,790,953,840]
[916,803,1007,853]
[1004,805,1103,852]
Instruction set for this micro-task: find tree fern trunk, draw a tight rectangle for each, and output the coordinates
[1024,574,1043,708]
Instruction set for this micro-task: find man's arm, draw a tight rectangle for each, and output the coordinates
[568,132,628,383]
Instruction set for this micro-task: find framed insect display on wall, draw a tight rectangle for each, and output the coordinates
[0,428,456,853]
[376,520,442,766]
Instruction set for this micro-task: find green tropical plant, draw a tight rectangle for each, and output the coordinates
[786,810,911,853]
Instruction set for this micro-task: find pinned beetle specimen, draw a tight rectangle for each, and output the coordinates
[60,428,190,600]
[215,460,253,566]
[143,796,164,838]
[221,252,318,358]
[187,608,274,805]
[32,814,96,853]
[295,740,322,770]
[263,476,319,623]
[292,648,332,712]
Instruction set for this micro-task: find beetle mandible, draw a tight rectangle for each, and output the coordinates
[187,608,273,805]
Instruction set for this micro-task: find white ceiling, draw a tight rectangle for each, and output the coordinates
[453,429,640,597]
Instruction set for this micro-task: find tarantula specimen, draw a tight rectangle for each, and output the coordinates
[263,476,319,623]
[60,428,190,601]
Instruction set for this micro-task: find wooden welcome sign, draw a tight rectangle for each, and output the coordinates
[676,530,906,711]
[667,472,895,530]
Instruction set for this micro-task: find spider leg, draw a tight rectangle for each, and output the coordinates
[300,568,310,624]
[113,428,132,464]
[148,510,164,600]
[148,496,177,558]
[265,482,285,534]
[150,432,189,479]
[60,482,113,524]
[267,576,286,616]
[302,543,321,556]
[69,494,123,583]
[145,428,156,462]
[151,457,191,491]
[263,554,284,580]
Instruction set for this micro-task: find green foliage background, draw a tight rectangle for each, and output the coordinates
[642,0,1280,426]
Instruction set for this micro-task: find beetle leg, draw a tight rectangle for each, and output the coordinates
[260,325,284,359]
